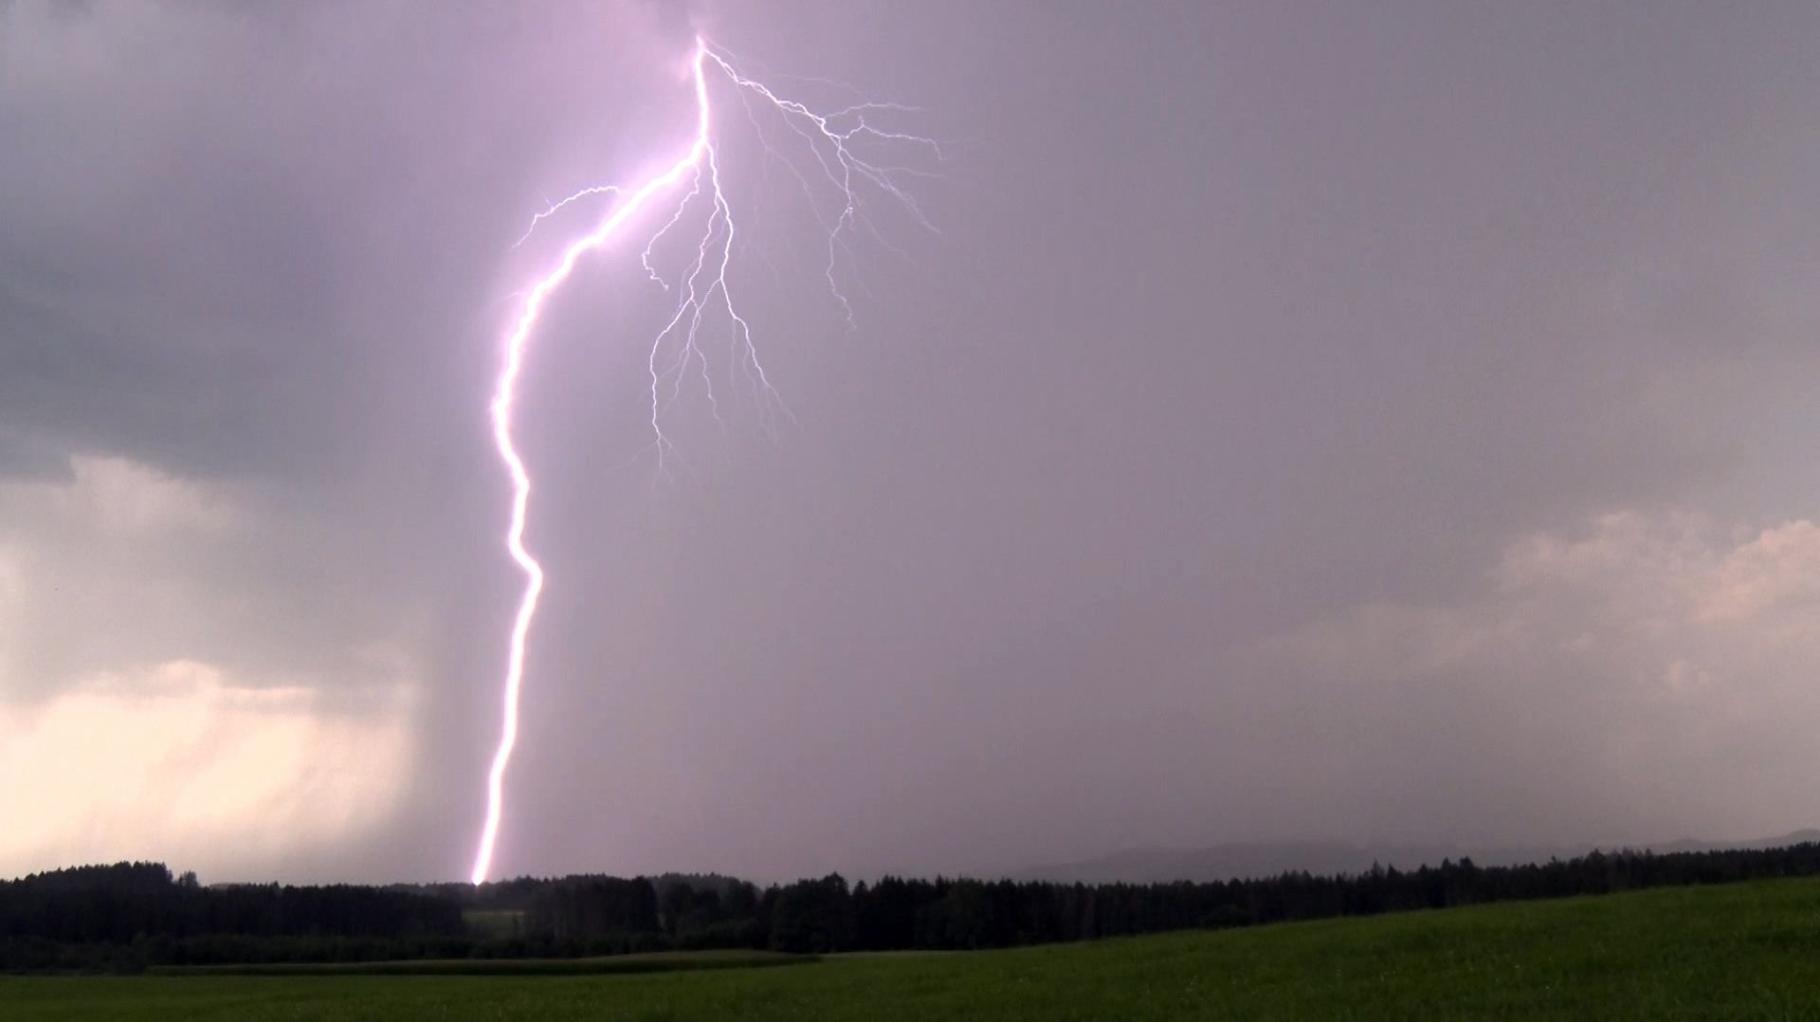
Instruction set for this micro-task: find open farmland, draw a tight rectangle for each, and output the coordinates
[11,877,1820,1020]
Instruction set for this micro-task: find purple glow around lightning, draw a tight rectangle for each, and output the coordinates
[471,37,936,884]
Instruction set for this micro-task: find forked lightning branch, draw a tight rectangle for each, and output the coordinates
[472,36,935,884]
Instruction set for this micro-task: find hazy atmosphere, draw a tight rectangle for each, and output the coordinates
[5,0,1820,886]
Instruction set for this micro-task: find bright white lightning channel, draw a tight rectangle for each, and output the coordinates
[471,37,936,885]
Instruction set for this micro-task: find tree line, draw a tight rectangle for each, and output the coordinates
[9,842,1820,971]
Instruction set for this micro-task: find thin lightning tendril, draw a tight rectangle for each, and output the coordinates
[470,37,935,885]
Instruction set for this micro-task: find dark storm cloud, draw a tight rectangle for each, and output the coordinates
[3,0,1819,882]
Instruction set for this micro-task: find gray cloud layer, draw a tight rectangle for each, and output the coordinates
[3,0,1818,882]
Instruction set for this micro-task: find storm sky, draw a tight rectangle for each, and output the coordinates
[4,0,1820,883]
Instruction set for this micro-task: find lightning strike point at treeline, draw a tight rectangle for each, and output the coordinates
[470,36,937,885]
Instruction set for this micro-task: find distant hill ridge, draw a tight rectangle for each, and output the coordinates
[1020,830,1820,884]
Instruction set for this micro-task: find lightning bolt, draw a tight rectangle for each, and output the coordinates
[470,37,936,885]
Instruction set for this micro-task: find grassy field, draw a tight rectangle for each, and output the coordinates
[12,877,1820,1019]
[146,949,814,977]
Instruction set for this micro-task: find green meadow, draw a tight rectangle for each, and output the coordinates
[12,877,1820,1020]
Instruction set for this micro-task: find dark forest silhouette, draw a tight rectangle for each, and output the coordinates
[10,842,1820,972]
